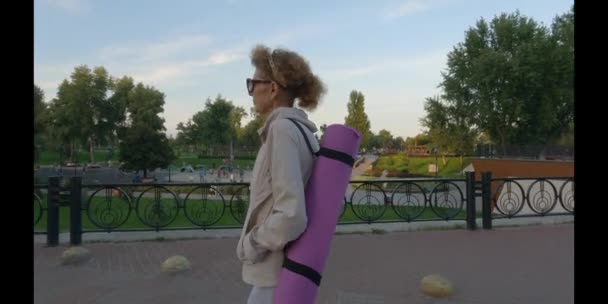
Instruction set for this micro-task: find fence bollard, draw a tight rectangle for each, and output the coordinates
[481,172,493,230]
[70,176,82,245]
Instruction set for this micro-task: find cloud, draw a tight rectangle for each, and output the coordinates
[383,0,456,20]
[122,24,324,86]
[35,24,321,100]
[94,34,249,86]
[131,65,185,85]
[325,49,448,79]
[128,49,245,86]
[207,49,244,65]
[42,0,90,15]
[98,34,213,63]
[35,46,245,100]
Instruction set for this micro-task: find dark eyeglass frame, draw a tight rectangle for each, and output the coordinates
[246,78,272,94]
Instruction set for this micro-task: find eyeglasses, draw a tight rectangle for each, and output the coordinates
[246,78,272,94]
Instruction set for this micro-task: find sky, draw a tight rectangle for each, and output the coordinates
[34,0,574,139]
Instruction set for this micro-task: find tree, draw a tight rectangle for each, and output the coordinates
[34,84,47,164]
[541,6,574,148]
[344,90,371,149]
[107,76,135,145]
[377,129,394,151]
[87,67,113,163]
[126,83,166,130]
[229,106,247,140]
[69,66,111,163]
[118,84,175,178]
[199,96,234,146]
[175,121,197,152]
[34,84,46,135]
[365,132,382,152]
[405,133,432,148]
[45,65,113,163]
[119,125,175,178]
[393,136,405,152]
[176,95,249,157]
[47,80,81,162]
[421,97,450,153]
[421,96,478,165]
[228,105,248,159]
[238,107,264,150]
[42,67,136,164]
[429,8,574,158]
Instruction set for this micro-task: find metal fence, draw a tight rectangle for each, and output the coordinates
[34,172,574,246]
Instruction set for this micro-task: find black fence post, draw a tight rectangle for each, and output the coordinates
[481,171,493,230]
[70,176,82,245]
[465,172,477,230]
[47,177,60,247]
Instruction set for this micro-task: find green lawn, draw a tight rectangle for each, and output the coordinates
[366,154,472,178]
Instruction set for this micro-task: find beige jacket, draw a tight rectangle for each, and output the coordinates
[236,106,319,287]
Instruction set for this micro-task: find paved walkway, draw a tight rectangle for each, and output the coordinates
[34,223,573,304]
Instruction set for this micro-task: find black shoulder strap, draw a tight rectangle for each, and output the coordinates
[285,118,355,168]
[286,117,318,157]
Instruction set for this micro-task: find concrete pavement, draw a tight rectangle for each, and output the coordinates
[34,223,573,304]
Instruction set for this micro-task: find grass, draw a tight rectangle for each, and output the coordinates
[365,154,472,178]
[374,154,409,173]
[34,192,471,233]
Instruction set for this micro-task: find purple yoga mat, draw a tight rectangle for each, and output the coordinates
[273,124,361,304]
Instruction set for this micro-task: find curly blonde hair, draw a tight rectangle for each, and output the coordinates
[250,44,327,111]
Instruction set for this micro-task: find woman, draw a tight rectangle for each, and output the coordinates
[236,44,327,303]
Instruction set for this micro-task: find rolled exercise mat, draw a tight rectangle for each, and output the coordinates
[273,123,361,304]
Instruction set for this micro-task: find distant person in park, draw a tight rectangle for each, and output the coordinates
[236,44,326,303]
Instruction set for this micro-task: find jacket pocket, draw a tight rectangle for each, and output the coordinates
[245,169,273,233]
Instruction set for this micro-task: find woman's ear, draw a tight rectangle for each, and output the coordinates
[270,81,279,99]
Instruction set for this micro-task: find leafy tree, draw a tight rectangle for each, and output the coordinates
[119,84,175,177]
[422,8,574,158]
[344,90,372,150]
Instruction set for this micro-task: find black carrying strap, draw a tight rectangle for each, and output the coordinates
[317,147,354,167]
[285,118,318,157]
[282,256,322,286]
[285,118,354,167]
